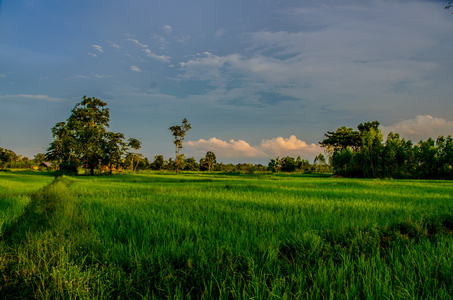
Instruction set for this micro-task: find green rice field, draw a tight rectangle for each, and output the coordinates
[1,170,452,299]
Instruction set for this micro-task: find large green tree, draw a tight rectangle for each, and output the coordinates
[169,118,191,174]
[47,96,127,175]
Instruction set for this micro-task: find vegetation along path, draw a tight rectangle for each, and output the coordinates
[1,171,453,299]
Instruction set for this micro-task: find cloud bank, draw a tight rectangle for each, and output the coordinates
[187,135,322,162]
[382,115,453,142]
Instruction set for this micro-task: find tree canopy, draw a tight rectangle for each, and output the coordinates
[321,121,453,179]
[46,96,127,175]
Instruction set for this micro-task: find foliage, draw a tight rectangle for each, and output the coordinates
[169,118,191,174]
[150,155,165,171]
[268,158,277,173]
[321,121,453,179]
[127,138,141,172]
[204,151,216,172]
[0,147,17,170]
[280,156,296,172]
[0,148,36,170]
[183,157,199,171]
[46,96,128,175]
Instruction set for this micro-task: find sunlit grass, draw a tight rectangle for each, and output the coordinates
[0,170,54,236]
[1,171,452,298]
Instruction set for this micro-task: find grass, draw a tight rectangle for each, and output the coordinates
[1,171,452,298]
[0,170,54,237]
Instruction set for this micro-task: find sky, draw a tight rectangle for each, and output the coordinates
[1,0,453,164]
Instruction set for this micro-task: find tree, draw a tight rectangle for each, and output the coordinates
[33,153,47,165]
[169,118,191,174]
[128,138,141,172]
[358,121,383,177]
[314,153,326,165]
[102,132,127,174]
[46,96,127,175]
[205,151,216,172]
[151,155,165,170]
[320,126,361,153]
[0,147,18,170]
[268,159,277,173]
[184,157,199,171]
[280,156,296,172]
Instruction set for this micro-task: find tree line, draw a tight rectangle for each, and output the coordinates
[0,147,46,170]
[320,121,453,179]
[2,96,451,178]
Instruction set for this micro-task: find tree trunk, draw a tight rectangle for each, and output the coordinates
[134,158,140,173]
[175,146,179,175]
[131,149,135,172]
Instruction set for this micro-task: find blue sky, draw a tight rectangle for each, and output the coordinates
[1,0,452,163]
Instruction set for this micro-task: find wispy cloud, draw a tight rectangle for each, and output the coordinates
[87,53,97,57]
[0,94,65,102]
[176,2,448,112]
[163,24,172,34]
[143,48,171,63]
[130,65,142,72]
[187,135,322,161]
[382,115,453,142]
[127,37,171,62]
[108,41,121,49]
[214,28,226,37]
[0,74,6,78]
[127,38,148,48]
[92,44,103,53]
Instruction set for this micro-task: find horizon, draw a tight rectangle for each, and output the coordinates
[1,0,453,163]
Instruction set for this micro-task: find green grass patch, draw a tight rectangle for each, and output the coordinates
[0,171,452,298]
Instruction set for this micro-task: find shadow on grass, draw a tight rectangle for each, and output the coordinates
[1,176,72,244]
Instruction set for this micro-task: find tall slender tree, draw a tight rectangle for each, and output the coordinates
[128,138,141,172]
[169,118,191,174]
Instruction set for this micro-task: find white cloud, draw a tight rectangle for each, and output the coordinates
[127,37,171,62]
[382,115,453,142]
[143,48,171,63]
[187,135,322,160]
[260,135,321,157]
[108,41,121,49]
[163,24,172,34]
[177,2,449,111]
[179,52,243,85]
[127,38,148,48]
[187,137,265,158]
[92,44,103,53]
[130,65,141,72]
[88,53,97,57]
[155,36,168,50]
[0,74,6,78]
[175,35,191,43]
[0,94,65,102]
